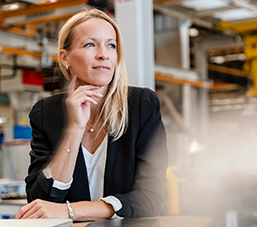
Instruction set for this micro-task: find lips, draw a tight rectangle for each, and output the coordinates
[93,66,110,70]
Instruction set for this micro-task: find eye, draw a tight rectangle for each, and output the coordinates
[84,43,95,47]
[108,43,116,49]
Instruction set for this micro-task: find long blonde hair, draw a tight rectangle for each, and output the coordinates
[58,8,128,140]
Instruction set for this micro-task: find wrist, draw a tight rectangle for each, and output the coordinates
[64,126,84,144]
[67,125,85,134]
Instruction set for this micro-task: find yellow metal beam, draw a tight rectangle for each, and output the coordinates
[10,13,75,27]
[0,0,86,23]
[245,59,257,97]
[155,73,212,89]
[0,25,36,36]
[166,167,179,215]
[244,35,257,59]
[211,82,241,91]
[208,64,247,78]
[216,20,257,34]
[0,45,58,62]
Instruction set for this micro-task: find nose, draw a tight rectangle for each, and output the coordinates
[96,47,109,60]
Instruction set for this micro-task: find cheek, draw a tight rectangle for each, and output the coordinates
[70,53,90,68]
[111,53,118,67]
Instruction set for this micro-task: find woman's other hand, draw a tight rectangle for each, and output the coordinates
[66,75,103,130]
[15,199,68,219]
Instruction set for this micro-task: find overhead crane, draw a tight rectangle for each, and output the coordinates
[0,0,87,67]
[217,20,257,97]
[0,0,87,27]
[2,0,256,93]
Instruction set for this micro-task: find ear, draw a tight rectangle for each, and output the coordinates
[59,49,70,67]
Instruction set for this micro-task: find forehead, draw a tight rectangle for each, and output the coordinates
[73,18,116,40]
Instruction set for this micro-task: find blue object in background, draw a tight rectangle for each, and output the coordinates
[1,215,10,219]
[14,125,32,140]
[0,132,3,144]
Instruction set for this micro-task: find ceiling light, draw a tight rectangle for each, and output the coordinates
[214,8,256,21]
[232,0,257,13]
[0,117,9,125]
[186,137,205,154]
[210,53,245,63]
[9,3,19,10]
[1,3,20,11]
[212,56,225,64]
[189,28,199,37]
[181,0,229,11]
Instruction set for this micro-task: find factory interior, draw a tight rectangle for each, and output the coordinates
[1,0,257,226]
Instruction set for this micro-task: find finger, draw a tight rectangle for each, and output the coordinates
[22,202,47,219]
[26,209,45,219]
[21,204,40,219]
[39,213,51,219]
[71,90,103,101]
[82,90,103,99]
[72,85,100,97]
[94,92,103,98]
[15,209,23,219]
[72,94,98,106]
[15,201,36,219]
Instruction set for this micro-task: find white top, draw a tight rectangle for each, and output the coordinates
[43,134,122,214]
[81,134,107,201]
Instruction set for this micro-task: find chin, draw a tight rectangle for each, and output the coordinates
[77,75,113,87]
[92,79,113,87]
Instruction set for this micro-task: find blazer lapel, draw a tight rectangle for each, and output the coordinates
[103,136,115,196]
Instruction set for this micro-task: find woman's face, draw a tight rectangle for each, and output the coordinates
[66,18,117,87]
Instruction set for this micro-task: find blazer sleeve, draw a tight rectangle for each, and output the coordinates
[25,98,69,203]
[115,88,168,217]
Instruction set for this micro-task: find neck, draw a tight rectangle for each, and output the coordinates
[89,94,105,123]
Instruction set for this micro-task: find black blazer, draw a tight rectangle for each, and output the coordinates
[25,86,168,218]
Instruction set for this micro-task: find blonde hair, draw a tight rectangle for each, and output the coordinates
[58,8,128,140]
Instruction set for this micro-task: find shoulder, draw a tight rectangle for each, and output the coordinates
[29,93,67,117]
[128,86,160,109]
[41,92,67,106]
[127,86,161,129]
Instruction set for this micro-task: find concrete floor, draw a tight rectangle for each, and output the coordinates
[163,93,257,227]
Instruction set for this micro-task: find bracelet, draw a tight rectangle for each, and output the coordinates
[65,148,77,153]
[66,200,74,220]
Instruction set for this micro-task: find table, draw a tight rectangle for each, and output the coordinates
[72,216,214,227]
[0,219,72,227]
[0,216,213,227]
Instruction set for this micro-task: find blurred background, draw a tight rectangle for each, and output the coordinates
[0,0,257,226]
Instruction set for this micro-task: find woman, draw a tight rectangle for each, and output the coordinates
[15,8,168,221]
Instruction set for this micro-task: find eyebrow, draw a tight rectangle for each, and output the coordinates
[84,37,117,42]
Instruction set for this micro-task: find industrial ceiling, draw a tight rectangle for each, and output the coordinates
[1,0,257,94]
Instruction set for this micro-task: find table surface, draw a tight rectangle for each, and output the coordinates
[72,216,214,227]
[0,200,214,227]
[0,219,72,227]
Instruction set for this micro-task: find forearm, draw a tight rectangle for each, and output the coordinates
[49,126,84,183]
[72,200,115,221]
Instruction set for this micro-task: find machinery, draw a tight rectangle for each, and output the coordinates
[217,20,257,97]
